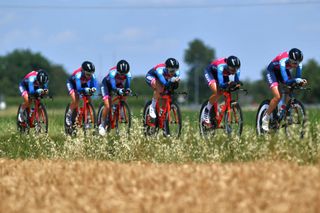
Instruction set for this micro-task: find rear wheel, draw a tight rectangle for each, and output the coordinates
[199,100,216,140]
[284,100,306,139]
[17,104,29,133]
[143,101,158,137]
[164,102,182,138]
[115,101,131,136]
[224,101,243,136]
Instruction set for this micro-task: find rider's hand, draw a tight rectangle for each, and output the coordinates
[125,88,132,95]
[228,81,237,89]
[36,88,44,95]
[91,87,97,93]
[302,79,308,86]
[295,78,304,85]
[170,77,180,83]
[84,87,91,95]
[117,88,124,96]
[43,89,49,95]
[237,81,243,86]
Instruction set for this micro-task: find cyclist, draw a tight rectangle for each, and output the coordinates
[145,58,180,119]
[98,60,132,136]
[65,61,98,126]
[18,69,49,122]
[261,48,307,132]
[203,56,242,124]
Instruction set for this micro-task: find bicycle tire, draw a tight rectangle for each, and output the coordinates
[143,100,158,137]
[164,102,182,138]
[284,99,306,139]
[199,100,216,140]
[224,101,243,136]
[115,101,132,135]
[82,102,96,135]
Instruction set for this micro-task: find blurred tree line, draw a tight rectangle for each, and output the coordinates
[1,46,319,105]
[0,49,68,96]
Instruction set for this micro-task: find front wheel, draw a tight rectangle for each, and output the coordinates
[164,102,182,138]
[256,100,271,136]
[224,101,243,136]
[284,99,306,139]
[34,103,48,134]
[115,101,132,135]
[82,102,96,135]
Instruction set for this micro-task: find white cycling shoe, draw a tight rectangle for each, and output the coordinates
[261,114,270,132]
[149,106,156,119]
[98,124,106,136]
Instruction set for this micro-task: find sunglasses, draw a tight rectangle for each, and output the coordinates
[228,66,237,73]
[289,59,300,65]
[84,71,92,77]
[168,68,177,74]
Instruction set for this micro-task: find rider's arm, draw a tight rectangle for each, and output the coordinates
[155,68,170,87]
[235,70,240,82]
[89,74,98,89]
[75,74,85,93]
[280,59,294,85]
[296,63,303,78]
[28,77,36,95]
[125,72,132,89]
[204,66,215,85]
[217,65,227,89]
[109,70,117,91]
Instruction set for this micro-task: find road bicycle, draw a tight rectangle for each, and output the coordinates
[97,91,137,135]
[64,90,96,136]
[199,86,247,139]
[256,84,309,138]
[17,94,51,134]
[143,90,187,138]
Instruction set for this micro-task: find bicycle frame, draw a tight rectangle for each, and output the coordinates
[155,94,172,129]
[75,95,91,127]
[109,95,129,129]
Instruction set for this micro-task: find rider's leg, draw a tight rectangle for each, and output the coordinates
[101,97,110,126]
[66,90,79,126]
[203,82,220,123]
[19,91,30,122]
[262,86,281,131]
[150,79,164,119]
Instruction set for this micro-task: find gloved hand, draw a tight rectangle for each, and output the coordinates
[36,88,44,95]
[295,78,304,84]
[84,87,91,95]
[170,77,180,83]
[43,89,49,95]
[125,88,132,95]
[117,88,124,96]
[91,87,96,93]
[227,81,238,90]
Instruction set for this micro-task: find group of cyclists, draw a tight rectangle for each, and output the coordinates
[18,48,307,135]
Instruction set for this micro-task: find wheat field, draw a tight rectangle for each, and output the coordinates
[1,159,320,213]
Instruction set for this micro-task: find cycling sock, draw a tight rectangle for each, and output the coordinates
[151,98,157,108]
[206,102,213,110]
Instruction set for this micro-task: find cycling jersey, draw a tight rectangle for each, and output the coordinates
[204,58,240,89]
[66,67,98,94]
[145,63,180,87]
[19,71,48,96]
[266,51,302,88]
[101,66,132,100]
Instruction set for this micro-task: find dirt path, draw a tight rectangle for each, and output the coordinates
[1,159,320,213]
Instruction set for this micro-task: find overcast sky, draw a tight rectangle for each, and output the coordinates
[0,0,319,81]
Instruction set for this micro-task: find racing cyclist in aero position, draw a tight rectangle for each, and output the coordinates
[98,60,132,136]
[145,58,180,119]
[18,69,49,122]
[65,61,98,126]
[261,48,307,132]
[203,56,242,124]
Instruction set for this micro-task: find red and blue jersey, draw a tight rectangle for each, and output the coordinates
[146,63,180,87]
[20,71,48,95]
[105,66,131,91]
[267,51,302,84]
[68,67,98,93]
[204,58,240,88]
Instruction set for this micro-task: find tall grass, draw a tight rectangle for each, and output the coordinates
[0,107,320,164]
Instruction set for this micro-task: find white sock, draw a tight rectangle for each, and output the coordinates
[151,98,157,108]
[206,102,213,110]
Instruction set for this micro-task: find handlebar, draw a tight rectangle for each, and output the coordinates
[285,83,311,91]
[220,86,248,95]
[160,91,188,96]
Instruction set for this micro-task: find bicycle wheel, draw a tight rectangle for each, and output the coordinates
[17,104,29,133]
[34,103,48,134]
[199,100,216,139]
[164,102,182,138]
[143,100,158,136]
[97,103,111,133]
[224,101,243,136]
[82,102,96,135]
[115,101,131,135]
[256,100,271,135]
[284,99,306,139]
[64,104,76,136]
